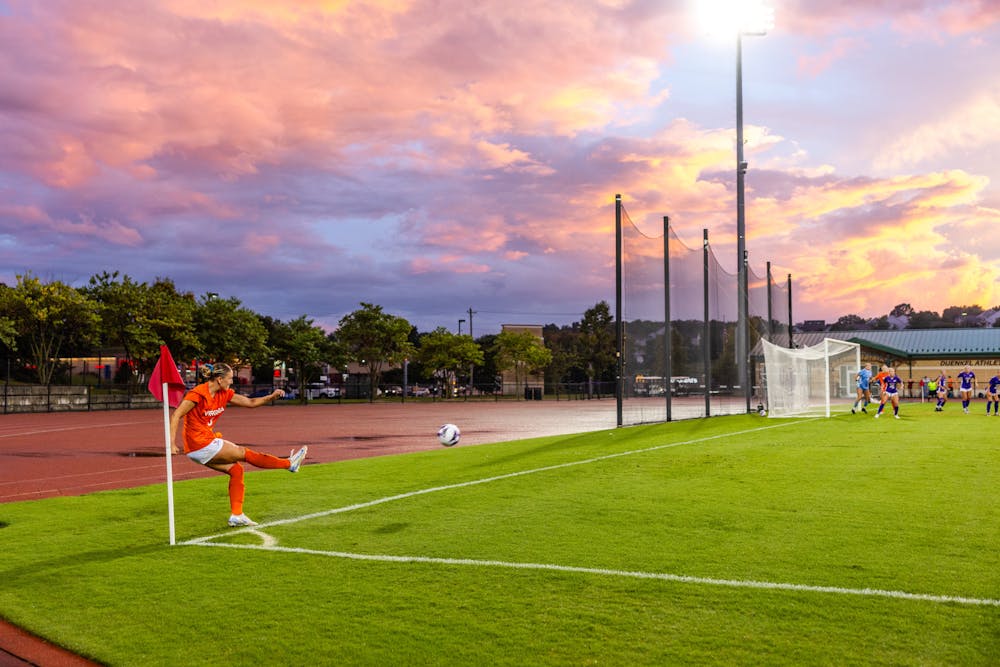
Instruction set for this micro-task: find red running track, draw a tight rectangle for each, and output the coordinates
[0,401,617,502]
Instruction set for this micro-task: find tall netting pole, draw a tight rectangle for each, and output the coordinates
[663,215,672,422]
[787,273,794,348]
[615,194,623,427]
[767,261,773,342]
[702,229,711,417]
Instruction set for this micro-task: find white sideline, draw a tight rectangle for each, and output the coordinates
[181,419,1000,608]
[192,541,1000,608]
[182,420,805,545]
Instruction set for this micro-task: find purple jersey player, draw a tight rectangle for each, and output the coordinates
[957,365,976,413]
[987,373,1000,415]
[875,367,903,420]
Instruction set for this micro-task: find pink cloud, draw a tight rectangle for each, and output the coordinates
[240,232,281,256]
[0,203,143,246]
[797,37,866,77]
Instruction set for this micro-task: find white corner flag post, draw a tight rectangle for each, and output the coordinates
[160,382,176,546]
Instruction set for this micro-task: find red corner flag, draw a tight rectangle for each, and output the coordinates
[148,345,187,408]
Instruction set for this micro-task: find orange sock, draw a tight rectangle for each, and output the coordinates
[226,463,245,515]
[244,448,290,470]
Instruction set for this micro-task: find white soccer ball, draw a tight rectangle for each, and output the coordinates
[437,423,461,447]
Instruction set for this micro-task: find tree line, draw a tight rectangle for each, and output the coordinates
[826,303,1000,331]
[0,272,618,398]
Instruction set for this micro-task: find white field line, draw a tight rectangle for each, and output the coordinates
[182,420,807,546]
[182,418,1000,608]
[192,541,1000,608]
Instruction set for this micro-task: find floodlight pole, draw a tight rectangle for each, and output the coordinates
[735,18,770,413]
[736,31,750,414]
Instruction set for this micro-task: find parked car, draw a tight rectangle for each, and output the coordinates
[306,383,340,399]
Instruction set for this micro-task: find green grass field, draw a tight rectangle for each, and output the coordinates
[2,405,998,665]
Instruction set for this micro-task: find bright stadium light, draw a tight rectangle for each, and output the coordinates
[696,0,775,413]
[695,0,774,39]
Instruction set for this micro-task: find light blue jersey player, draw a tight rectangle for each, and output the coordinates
[851,363,873,414]
[875,367,903,419]
[957,365,976,414]
[987,374,1000,415]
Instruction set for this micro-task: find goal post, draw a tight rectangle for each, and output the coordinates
[761,338,861,418]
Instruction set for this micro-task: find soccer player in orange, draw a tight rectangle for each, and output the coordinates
[170,363,308,527]
[872,365,890,401]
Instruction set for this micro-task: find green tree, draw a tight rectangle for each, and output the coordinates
[578,301,615,394]
[417,327,484,396]
[0,315,17,353]
[0,274,99,384]
[890,303,914,318]
[271,315,335,402]
[493,330,553,398]
[337,303,414,401]
[145,278,200,360]
[542,323,580,391]
[942,305,983,326]
[830,314,867,331]
[475,333,501,392]
[83,272,158,373]
[83,272,199,380]
[869,315,892,330]
[906,310,943,329]
[193,294,271,370]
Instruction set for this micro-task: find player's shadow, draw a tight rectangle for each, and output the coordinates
[372,522,409,535]
[1,544,164,584]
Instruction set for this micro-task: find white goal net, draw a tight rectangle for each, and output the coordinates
[762,338,861,418]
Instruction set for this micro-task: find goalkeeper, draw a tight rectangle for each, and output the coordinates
[851,362,873,414]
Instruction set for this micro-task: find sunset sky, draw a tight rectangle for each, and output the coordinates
[1,0,998,334]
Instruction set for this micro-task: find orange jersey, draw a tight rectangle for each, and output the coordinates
[181,383,235,453]
[873,371,889,389]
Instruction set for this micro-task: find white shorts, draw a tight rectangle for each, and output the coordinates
[186,438,225,465]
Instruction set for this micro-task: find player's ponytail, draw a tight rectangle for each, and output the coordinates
[199,363,233,382]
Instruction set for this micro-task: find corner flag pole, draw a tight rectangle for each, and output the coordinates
[148,344,184,546]
[161,383,176,545]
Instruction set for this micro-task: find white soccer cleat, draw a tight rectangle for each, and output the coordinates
[228,513,258,527]
[288,446,308,473]
[874,413,880,419]
[894,415,900,419]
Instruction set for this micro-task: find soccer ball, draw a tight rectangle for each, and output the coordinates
[437,423,461,447]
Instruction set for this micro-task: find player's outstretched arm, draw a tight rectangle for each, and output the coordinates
[231,389,285,408]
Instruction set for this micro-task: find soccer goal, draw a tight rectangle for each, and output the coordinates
[761,338,861,418]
